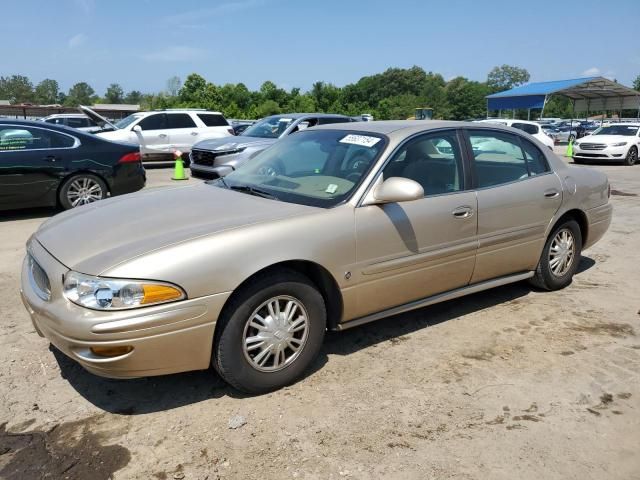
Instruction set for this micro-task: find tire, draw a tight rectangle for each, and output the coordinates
[58,173,108,210]
[624,146,637,166]
[213,269,326,393]
[529,219,582,291]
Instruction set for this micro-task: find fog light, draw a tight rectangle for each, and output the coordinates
[90,345,133,357]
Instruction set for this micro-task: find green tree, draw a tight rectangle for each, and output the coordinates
[487,65,530,93]
[633,74,640,91]
[0,75,34,103]
[65,82,96,106]
[124,90,143,104]
[104,83,124,103]
[443,77,489,120]
[179,73,207,104]
[254,100,281,117]
[34,79,59,104]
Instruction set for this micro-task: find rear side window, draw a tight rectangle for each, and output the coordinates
[520,137,550,175]
[318,117,350,125]
[512,123,539,135]
[468,130,528,188]
[0,126,75,151]
[197,114,229,127]
[138,114,167,131]
[167,113,197,129]
[66,117,89,128]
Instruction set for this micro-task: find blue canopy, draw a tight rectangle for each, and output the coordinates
[486,77,639,112]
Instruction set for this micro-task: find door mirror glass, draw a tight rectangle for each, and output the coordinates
[365,177,424,205]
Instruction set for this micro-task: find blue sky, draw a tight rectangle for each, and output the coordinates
[5,0,640,95]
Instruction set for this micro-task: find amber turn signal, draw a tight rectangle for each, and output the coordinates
[141,284,184,304]
[90,345,134,357]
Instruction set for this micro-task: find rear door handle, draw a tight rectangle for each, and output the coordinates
[42,155,57,162]
[544,189,560,198]
[452,205,474,218]
[158,133,168,138]
[190,132,198,136]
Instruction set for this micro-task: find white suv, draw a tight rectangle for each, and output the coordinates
[477,119,555,150]
[81,106,233,161]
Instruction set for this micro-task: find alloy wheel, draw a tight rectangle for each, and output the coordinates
[66,177,104,207]
[242,295,309,372]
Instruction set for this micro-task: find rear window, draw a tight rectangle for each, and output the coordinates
[167,113,197,129]
[197,114,229,127]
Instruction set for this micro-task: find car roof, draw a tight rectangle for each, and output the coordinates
[43,113,87,118]
[602,122,640,126]
[138,110,224,116]
[312,120,503,137]
[0,119,90,135]
[266,113,352,120]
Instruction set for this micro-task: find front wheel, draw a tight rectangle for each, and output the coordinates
[213,270,326,393]
[58,173,107,209]
[624,146,637,166]
[529,219,582,291]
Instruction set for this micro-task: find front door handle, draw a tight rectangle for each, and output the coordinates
[190,131,198,136]
[452,205,474,218]
[43,155,57,162]
[158,133,168,138]
[544,189,560,198]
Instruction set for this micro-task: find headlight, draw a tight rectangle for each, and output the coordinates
[611,142,627,147]
[574,142,580,147]
[63,271,185,310]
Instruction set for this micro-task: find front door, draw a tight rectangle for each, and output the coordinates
[464,129,563,283]
[351,130,478,319]
[166,113,200,152]
[133,113,171,155]
[0,125,74,208]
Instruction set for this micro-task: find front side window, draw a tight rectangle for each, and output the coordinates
[0,126,74,151]
[468,130,529,188]
[222,130,386,207]
[138,114,167,131]
[382,131,463,196]
[167,113,197,129]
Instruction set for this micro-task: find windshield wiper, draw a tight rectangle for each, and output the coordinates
[229,184,278,200]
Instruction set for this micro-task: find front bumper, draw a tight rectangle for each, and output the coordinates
[573,145,627,161]
[21,239,231,378]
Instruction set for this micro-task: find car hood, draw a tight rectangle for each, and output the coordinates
[193,136,276,152]
[34,183,316,275]
[579,135,635,145]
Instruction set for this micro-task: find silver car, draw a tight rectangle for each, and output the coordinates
[189,113,356,178]
[21,121,612,393]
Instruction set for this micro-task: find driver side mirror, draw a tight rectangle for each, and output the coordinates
[132,125,142,133]
[363,177,424,206]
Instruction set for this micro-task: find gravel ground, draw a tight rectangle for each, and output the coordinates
[1,155,639,480]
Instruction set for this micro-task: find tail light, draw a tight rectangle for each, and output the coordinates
[118,152,141,164]
[227,128,235,135]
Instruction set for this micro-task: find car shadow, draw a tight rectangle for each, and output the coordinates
[53,256,596,413]
[0,206,55,222]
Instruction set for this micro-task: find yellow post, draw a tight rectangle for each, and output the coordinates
[172,149,188,181]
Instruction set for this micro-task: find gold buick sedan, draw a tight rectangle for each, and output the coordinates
[21,121,612,393]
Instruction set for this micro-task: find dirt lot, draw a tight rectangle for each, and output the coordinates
[1,157,639,480]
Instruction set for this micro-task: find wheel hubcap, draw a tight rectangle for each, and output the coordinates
[548,228,575,277]
[242,295,309,372]
[67,178,103,206]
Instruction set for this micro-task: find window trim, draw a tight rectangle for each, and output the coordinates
[356,128,470,207]
[0,124,80,153]
[461,127,553,191]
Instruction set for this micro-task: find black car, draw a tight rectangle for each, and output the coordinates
[0,120,145,211]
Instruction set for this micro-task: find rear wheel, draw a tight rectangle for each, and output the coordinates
[624,146,637,166]
[213,270,326,393]
[58,173,107,209]
[529,219,582,291]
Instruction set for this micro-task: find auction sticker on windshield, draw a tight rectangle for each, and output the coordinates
[339,134,381,148]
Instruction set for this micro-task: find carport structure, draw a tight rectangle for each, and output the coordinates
[485,76,640,120]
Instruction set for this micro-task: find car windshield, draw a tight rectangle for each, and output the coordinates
[114,114,142,129]
[218,129,387,208]
[592,125,639,136]
[240,116,296,139]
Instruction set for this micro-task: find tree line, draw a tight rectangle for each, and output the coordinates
[1,65,610,120]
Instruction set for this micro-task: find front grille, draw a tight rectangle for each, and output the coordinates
[579,143,606,150]
[190,149,219,167]
[575,153,607,158]
[28,255,51,301]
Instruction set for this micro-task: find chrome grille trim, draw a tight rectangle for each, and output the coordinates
[579,143,606,150]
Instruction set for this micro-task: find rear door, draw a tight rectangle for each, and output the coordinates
[135,113,170,154]
[463,128,562,283]
[352,129,478,318]
[0,125,76,208]
[166,113,199,152]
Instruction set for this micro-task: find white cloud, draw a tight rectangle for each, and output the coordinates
[142,46,205,63]
[581,67,601,77]
[74,0,94,15]
[68,33,87,49]
[163,0,265,26]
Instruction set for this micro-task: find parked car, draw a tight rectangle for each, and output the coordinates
[573,123,640,165]
[80,106,234,163]
[20,120,612,393]
[189,113,356,178]
[0,120,144,211]
[477,119,555,149]
[229,120,256,136]
[39,113,101,133]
